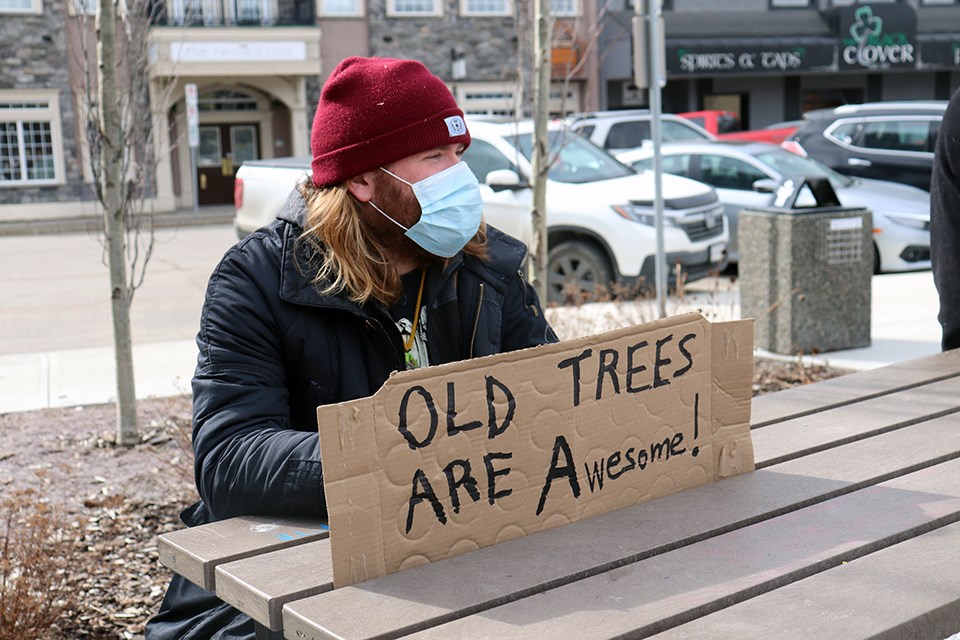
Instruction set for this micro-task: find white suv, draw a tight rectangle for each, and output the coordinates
[462,118,727,302]
[567,110,715,155]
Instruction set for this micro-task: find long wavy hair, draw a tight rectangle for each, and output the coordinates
[297,180,489,306]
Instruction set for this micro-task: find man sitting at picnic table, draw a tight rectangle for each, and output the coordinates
[145,56,558,639]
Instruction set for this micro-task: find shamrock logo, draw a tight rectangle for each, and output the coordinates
[850,6,883,43]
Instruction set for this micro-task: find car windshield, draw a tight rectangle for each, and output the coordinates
[506,131,635,184]
[754,148,854,189]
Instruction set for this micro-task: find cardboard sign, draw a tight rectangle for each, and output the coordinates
[317,313,754,588]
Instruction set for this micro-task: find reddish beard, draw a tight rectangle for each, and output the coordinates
[360,172,439,267]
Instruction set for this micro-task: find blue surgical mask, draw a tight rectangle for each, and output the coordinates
[369,161,483,259]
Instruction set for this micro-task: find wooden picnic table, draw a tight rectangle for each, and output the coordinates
[158,349,960,640]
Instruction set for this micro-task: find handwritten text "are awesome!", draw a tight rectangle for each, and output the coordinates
[396,332,701,534]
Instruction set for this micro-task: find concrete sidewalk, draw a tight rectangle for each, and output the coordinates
[0,270,943,415]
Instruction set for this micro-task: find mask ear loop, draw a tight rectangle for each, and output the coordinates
[371,167,415,230]
[380,167,413,186]
[368,200,409,231]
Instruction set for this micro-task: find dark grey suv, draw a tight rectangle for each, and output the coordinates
[784,101,946,191]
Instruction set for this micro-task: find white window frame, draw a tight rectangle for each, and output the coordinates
[386,0,442,17]
[66,0,97,16]
[460,0,511,17]
[455,81,579,117]
[770,0,810,7]
[455,82,520,117]
[231,0,273,23]
[0,90,65,187]
[318,0,364,16]
[548,83,580,117]
[170,0,279,25]
[550,0,578,17]
[0,0,42,14]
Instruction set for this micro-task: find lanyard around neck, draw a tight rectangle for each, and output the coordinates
[404,269,427,352]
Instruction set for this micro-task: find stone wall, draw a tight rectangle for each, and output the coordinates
[0,0,91,206]
[367,0,520,84]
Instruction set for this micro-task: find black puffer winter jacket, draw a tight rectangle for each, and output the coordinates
[932,89,960,351]
[145,192,557,639]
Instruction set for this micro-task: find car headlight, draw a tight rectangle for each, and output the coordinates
[611,205,681,227]
[882,213,930,231]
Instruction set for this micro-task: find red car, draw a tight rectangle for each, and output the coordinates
[679,110,799,145]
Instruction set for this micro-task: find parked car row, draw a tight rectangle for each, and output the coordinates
[783,101,946,192]
[618,141,931,273]
[233,102,937,304]
[233,116,730,304]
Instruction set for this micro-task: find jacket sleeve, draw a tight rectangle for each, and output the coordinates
[932,90,960,352]
[190,241,325,521]
[501,266,560,351]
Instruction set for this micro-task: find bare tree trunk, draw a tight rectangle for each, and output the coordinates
[97,0,138,446]
[529,0,551,303]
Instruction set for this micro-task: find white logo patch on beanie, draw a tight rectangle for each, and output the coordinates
[444,115,466,137]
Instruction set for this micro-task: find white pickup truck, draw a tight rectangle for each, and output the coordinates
[233,118,728,303]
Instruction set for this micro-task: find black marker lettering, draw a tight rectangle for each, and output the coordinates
[485,375,516,439]
[653,334,674,388]
[692,392,700,457]
[557,348,593,407]
[483,451,513,504]
[536,435,581,515]
[398,386,438,450]
[650,437,671,462]
[674,333,696,377]
[442,459,480,514]
[596,348,621,400]
[584,458,605,492]
[670,432,686,456]
[607,451,627,480]
[626,341,651,393]
[405,468,447,534]
[446,381,482,437]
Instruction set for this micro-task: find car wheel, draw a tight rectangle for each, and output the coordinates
[547,240,613,304]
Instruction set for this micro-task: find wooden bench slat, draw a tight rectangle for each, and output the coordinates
[753,376,960,468]
[649,520,960,640]
[281,418,960,640]
[157,515,328,590]
[396,458,960,640]
[751,349,960,428]
[215,539,333,631]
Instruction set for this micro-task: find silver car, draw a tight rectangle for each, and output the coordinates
[619,140,930,273]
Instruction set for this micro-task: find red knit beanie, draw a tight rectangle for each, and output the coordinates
[310,57,471,187]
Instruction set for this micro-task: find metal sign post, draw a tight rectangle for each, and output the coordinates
[185,83,200,217]
[633,0,667,317]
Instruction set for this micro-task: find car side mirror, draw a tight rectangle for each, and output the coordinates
[752,178,779,194]
[486,169,528,191]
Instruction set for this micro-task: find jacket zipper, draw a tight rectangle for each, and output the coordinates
[469,283,485,358]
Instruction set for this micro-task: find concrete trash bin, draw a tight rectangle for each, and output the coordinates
[739,176,872,355]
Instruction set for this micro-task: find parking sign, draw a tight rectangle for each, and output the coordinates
[185,83,199,148]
